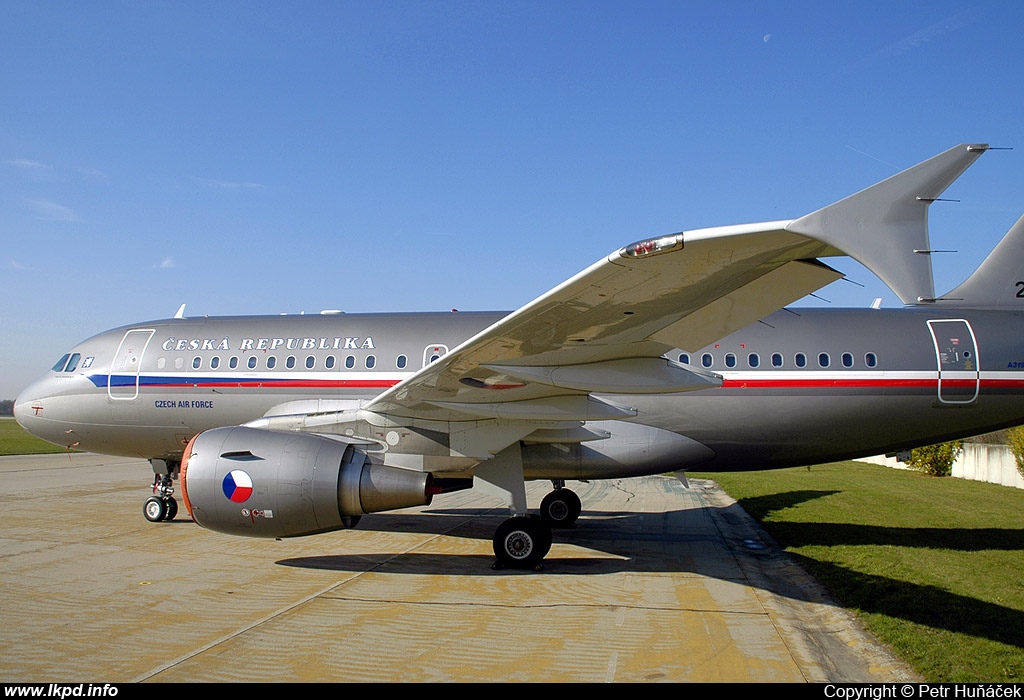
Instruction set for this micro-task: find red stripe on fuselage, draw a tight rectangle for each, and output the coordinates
[718,378,1015,390]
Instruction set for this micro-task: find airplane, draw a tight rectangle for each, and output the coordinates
[14,143,1024,570]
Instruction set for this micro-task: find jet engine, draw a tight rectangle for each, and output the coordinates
[180,426,438,538]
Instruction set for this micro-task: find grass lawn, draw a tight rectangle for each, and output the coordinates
[692,462,1024,683]
[0,416,71,455]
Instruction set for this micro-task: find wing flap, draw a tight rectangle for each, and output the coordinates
[426,394,639,421]
[483,357,722,394]
[649,258,843,351]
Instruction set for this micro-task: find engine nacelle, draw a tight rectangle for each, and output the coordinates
[181,426,436,538]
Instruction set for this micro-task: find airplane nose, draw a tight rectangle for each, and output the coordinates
[14,382,44,432]
[14,377,61,444]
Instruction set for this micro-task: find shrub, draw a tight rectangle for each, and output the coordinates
[906,440,963,477]
[1005,425,1024,479]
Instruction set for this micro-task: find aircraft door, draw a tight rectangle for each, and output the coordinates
[108,329,155,400]
[927,319,979,405]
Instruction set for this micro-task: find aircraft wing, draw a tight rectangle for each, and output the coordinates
[365,224,841,423]
[247,144,988,467]
[365,143,990,426]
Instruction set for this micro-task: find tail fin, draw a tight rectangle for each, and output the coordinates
[934,214,1024,308]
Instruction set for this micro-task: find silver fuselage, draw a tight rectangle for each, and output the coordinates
[15,305,1024,477]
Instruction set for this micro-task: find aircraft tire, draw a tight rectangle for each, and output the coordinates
[144,496,167,523]
[164,497,178,521]
[540,489,582,528]
[492,515,552,570]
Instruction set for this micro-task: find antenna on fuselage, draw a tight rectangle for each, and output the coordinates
[173,304,186,319]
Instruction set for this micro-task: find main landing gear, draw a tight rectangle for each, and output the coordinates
[491,481,582,571]
[144,459,181,522]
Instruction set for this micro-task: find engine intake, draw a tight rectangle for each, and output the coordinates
[181,426,436,538]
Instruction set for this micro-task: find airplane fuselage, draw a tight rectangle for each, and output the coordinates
[16,305,1024,476]
[13,144,1024,568]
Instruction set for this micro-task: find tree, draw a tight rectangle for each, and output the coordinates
[1005,425,1024,479]
[906,440,963,477]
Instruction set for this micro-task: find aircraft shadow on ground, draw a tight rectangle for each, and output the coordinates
[738,489,1024,650]
[277,490,1024,649]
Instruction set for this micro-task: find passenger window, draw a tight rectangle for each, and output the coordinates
[51,354,70,372]
[247,356,258,369]
[286,355,296,369]
[795,353,807,368]
[210,356,220,369]
[229,356,239,369]
[725,353,737,368]
[192,357,202,370]
[865,352,878,368]
[397,354,407,369]
[366,355,376,369]
[305,356,315,369]
[325,355,336,369]
[267,356,277,369]
[842,352,853,368]
[678,353,690,365]
[748,353,759,368]
[174,357,184,370]
[818,353,830,368]
[345,355,355,369]
[701,353,713,368]
[771,353,783,368]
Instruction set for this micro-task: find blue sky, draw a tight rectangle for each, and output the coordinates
[2,1,1023,398]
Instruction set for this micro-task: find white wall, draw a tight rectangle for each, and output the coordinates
[857,443,1024,489]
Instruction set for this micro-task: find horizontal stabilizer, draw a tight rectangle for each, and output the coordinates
[787,144,989,305]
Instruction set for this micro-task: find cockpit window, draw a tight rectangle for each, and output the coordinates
[51,353,81,372]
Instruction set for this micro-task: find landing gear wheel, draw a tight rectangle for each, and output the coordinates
[540,489,582,528]
[492,515,552,570]
[144,496,167,523]
[164,497,178,521]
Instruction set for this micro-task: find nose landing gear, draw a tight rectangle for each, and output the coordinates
[144,459,181,522]
[143,494,178,522]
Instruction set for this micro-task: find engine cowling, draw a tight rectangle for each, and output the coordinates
[180,426,436,538]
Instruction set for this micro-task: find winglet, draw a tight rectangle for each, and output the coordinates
[173,303,186,319]
[786,144,988,305]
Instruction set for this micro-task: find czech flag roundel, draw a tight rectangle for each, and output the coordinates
[222,470,254,503]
